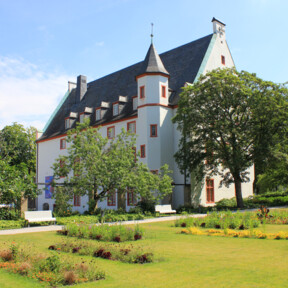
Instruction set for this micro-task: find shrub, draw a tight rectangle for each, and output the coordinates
[64,271,77,285]
[17,262,32,275]
[0,250,13,261]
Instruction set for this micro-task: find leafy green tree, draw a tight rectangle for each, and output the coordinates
[173,68,288,208]
[52,120,173,211]
[0,123,36,173]
[0,123,39,216]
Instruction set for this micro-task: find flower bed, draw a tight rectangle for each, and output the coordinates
[58,223,144,242]
[175,211,260,230]
[56,213,147,226]
[180,227,288,240]
[49,238,154,264]
[0,242,105,286]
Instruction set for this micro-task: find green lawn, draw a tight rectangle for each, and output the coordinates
[0,221,288,288]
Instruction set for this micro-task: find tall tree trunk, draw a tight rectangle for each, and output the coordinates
[234,174,244,209]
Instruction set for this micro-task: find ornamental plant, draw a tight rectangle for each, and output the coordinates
[0,243,105,286]
[60,223,145,242]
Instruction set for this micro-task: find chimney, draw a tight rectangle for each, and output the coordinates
[76,75,87,102]
[68,81,76,92]
[212,17,226,40]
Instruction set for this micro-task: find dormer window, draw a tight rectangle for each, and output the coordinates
[140,86,145,99]
[65,118,71,129]
[113,103,119,116]
[133,96,138,110]
[95,108,101,121]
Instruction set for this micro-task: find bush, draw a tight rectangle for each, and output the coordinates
[0,220,25,230]
[0,207,19,220]
[135,199,156,214]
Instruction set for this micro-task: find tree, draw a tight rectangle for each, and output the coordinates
[172,68,288,208]
[52,120,173,211]
[0,123,39,216]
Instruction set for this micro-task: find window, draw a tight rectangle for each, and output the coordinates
[74,195,81,207]
[95,108,101,121]
[107,191,116,206]
[221,55,225,65]
[140,86,145,99]
[150,124,157,137]
[127,190,137,206]
[60,138,66,150]
[65,118,70,129]
[113,103,119,116]
[127,121,136,133]
[60,159,65,178]
[133,96,138,110]
[161,85,166,98]
[150,170,159,175]
[206,178,215,203]
[107,126,115,139]
[140,145,146,158]
[79,112,85,123]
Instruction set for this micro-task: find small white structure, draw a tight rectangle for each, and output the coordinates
[36,18,254,213]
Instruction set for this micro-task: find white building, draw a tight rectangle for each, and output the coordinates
[36,18,254,213]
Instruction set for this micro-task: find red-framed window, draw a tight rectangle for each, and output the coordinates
[221,55,225,65]
[107,191,116,206]
[60,159,65,178]
[60,138,66,150]
[113,102,119,116]
[140,86,145,99]
[65,117,70,129]
[95,108,101,121]
[132,96,138,110]
[107,126,115,139]
[140,145,146,158]
[74,195,81,207]
[206,178,215,203]
[127,121,136,133]
[161,85,166,98]
[127,190,137,206]
[150,124,157,137]
[150,170,159,175]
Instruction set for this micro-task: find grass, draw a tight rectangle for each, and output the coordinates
[0,221,288,287]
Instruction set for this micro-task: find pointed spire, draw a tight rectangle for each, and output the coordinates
[151,23,154,44]
[137,44,169,77]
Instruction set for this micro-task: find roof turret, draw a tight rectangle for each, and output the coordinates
[137,44,169,77]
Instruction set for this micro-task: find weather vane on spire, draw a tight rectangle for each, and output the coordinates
[151,23,154,44]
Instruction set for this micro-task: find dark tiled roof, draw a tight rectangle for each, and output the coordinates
[39,33,213,141]
[137,43,169,76]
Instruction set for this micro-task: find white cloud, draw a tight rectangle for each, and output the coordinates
[0,56,73,130]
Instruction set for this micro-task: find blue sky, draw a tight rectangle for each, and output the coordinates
[0,0,287,130]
